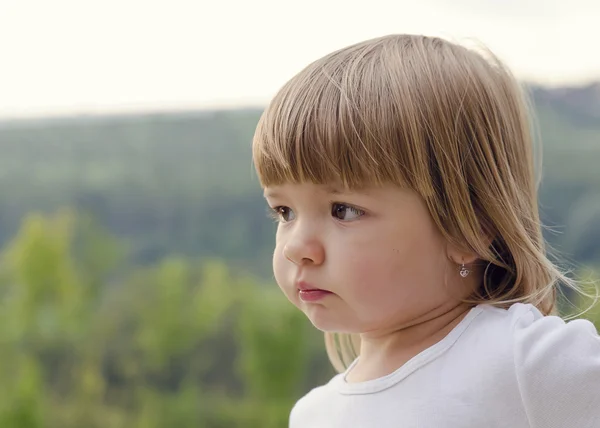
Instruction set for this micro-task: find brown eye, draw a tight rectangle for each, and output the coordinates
[331,203,364,221]
[277,206,295,222]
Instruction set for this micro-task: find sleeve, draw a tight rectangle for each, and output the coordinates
[512,306,600,428]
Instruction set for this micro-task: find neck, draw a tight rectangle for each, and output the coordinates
[346,302,473,383]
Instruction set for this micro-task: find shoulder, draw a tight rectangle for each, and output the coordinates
[509,302,600,369]
[508,303,600,427]
[289,374,342,427]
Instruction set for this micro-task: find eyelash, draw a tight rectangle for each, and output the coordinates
[266,203,365,223]
[266,206,287,222]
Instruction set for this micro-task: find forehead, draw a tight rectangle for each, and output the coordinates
[262,182,409,202]
[263,182,359,198]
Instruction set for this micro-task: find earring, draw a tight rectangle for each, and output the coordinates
[459,263,470,278]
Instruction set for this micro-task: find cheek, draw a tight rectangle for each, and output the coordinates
[338,227,436,302]
[271,229,285,281]
[272,245,295,298]
[336,240,402,294]
[349,251,407,294]
[272,245,285,284]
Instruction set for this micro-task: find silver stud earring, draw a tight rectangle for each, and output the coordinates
[459,263,470,278]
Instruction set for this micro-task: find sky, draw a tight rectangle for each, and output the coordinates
[0,0,598,119]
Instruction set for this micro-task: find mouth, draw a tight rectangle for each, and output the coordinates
[296,281,333,302]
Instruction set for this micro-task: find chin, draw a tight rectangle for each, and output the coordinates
[301,306,358,333]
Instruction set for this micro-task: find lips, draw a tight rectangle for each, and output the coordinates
[296,281,332,302]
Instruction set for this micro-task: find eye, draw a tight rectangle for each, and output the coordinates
[268,206,296,223]
[331,203,364,221]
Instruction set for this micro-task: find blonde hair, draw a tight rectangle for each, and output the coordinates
[252,34,579,373]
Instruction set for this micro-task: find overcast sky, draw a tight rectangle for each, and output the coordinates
[0,0,598,118]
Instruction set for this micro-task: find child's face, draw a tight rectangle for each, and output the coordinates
[264,182,473,334]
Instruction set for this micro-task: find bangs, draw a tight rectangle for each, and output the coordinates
[252,39,432,192]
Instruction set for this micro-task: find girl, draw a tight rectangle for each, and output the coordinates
[252,34,600,427]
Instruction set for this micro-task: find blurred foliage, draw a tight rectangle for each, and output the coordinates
[0,210,333,427]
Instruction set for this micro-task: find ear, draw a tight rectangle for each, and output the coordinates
[446,227,495,266]
[446,243,480,266]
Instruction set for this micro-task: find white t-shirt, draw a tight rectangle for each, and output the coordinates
[290,303,600,428]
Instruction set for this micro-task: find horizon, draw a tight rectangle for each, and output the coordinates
[0,80,598,124]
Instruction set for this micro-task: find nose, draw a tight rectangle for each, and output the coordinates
[282,229,325,266]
